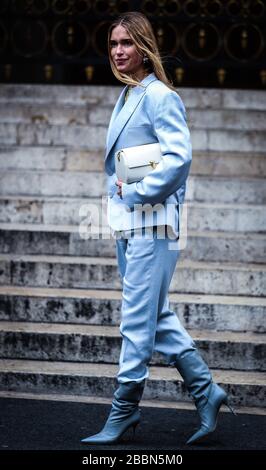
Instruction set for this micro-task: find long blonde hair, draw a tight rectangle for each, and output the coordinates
[107,11,177,92]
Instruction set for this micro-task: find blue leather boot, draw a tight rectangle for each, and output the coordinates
[81,380,145,445]
[174,350,236,445]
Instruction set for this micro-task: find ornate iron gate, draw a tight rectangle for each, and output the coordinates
[0,0,265,88]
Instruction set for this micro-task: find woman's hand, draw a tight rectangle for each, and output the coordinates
[115,179,123,199]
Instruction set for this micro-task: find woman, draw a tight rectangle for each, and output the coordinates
[81,11,235,446]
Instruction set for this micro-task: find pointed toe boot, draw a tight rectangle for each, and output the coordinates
[186,383,236,445]
[174,350,236,445]
[81,380,145,445]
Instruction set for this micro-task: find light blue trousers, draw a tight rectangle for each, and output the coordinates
[115,227,196,384]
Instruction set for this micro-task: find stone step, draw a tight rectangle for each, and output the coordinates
[0,104,95,126]
[1,146,265,178]
[0,146,104,172]
[1,196,265,232]
[0,84,119,106]
[1,122,266,152]
[1,85,266,111]
[0,224,265,263]
[187,175,265,204]
[0,321,265,371]
[191,151,266,178]
[187,109,266,131]
[2,390,265,416]
[0,122,106,149]
[0,170,265,205]
[1,285,265,333]
[0,253,265,296]
[1,103,266,131]
[0,170,105,198]
[0,359,265,408]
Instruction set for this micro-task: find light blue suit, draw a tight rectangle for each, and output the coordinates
[105,72,192,235]
[105,73,196,384]
[82,76,233,447]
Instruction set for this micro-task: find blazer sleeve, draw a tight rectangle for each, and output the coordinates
[121,90,192,211]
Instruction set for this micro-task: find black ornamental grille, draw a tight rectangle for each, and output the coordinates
[0,0,265,88]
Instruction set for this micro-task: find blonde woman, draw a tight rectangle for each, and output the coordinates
[81,11,235,446]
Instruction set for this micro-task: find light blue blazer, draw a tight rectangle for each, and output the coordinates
[105,72,192,236]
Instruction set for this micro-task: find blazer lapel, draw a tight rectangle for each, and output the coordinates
[105,73,157,161]
[105,87,127,149]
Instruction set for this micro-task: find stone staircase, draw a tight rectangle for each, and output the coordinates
[0,84,265,411]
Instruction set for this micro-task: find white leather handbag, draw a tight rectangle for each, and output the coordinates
[115,142,162,184]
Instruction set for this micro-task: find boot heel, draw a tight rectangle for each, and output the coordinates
[132,422,139,438]
[224,398,237,416]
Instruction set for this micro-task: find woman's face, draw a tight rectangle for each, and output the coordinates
[110,25,146,79]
